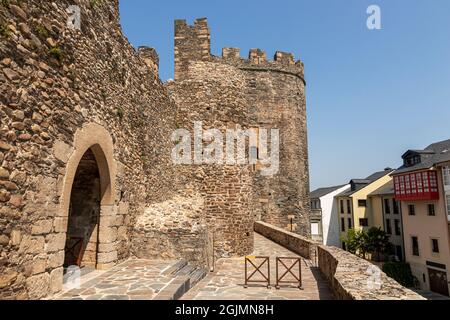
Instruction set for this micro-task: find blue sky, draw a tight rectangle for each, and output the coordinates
[119,0,450,190]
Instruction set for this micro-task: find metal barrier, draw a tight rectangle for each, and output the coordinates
[244,256,271,289]
[275,257,303,290]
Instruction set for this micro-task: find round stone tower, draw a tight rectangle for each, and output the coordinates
[169,17,311,258]
[171,18,310,236]
[220,49,310,236]
[169,19,254,258]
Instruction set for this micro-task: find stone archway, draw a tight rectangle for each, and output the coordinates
[57,123,118,280]
[64,148,102,269]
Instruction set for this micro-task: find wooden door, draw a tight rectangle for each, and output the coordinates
[428,268,449,297]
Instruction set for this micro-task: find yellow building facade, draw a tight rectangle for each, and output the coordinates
[368,181,405,261]
[336,169,393,249]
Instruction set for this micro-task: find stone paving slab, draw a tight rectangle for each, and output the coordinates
[413,289,450,301]
[55,259,177,300]
[54,234,334,300]
[182,233,334,300]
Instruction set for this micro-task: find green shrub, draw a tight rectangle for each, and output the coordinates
[0,24,11,38]
[341,227,392,261]
[35,24,48,38]
[382,262,415,287]
[116,107,124,120]
[90,0,103,8]
[48,46,64,62]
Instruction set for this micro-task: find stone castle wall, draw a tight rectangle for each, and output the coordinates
[1,3,312,300]
[0,0,176,299]
[172,18,311,236]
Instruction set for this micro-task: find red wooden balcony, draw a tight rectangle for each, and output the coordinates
[394,171,440,201]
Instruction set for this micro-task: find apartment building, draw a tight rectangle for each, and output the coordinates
[336,169,394,250]
[310,185,351,246]
[392,139,450,297]
[368,181,405,261]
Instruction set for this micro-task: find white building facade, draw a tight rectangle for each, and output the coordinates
[310,185,351,247]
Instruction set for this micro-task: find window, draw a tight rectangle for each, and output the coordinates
[443,166,450,187]
[395,246,403,261]
[341,218,345,232]
[386,219,392,235]
[412,237,420,256]
[408,205,416,216]
[348,218,352,229]
[359,218,369,227]
[358,200,367,207]
[394,171,439,201]
[311,223,320,236]
[347,200,351,214]
[311,200,321,210]
[340,200,344,214]
[384,199,391,214]
[405,155,421,167]
[394,219,401,236]
[393,200,400,214]
[342,242,346,251]
[431,239,440,254]
[428,204,436,216]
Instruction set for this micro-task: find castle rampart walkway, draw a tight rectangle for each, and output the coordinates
[55,234,333,300]
[183,233,334,300]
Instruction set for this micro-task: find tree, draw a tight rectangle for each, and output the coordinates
[341,227,392,261]
[366,227,393,261]
[341,229,368,258]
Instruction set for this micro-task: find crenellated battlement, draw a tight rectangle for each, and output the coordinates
[249,48,267,64]
[274,51,295,65]
[219,47,305,81]
[174,18,304,82]
[174,18,211,81]
[222,47,241,60]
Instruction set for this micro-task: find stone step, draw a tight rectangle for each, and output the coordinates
[190,268,208,288]
[175,264,196,276]
[155,262,208,300]
[154,276,191,300]
[161,260,188,277]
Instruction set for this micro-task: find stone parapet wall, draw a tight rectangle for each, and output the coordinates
[255,222,425,300]
[254,221,316,259]
[317,246,426,300]
[214,52,305,83]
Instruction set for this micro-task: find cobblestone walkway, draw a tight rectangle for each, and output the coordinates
[55,259,177,300]
[182,233,334,300]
